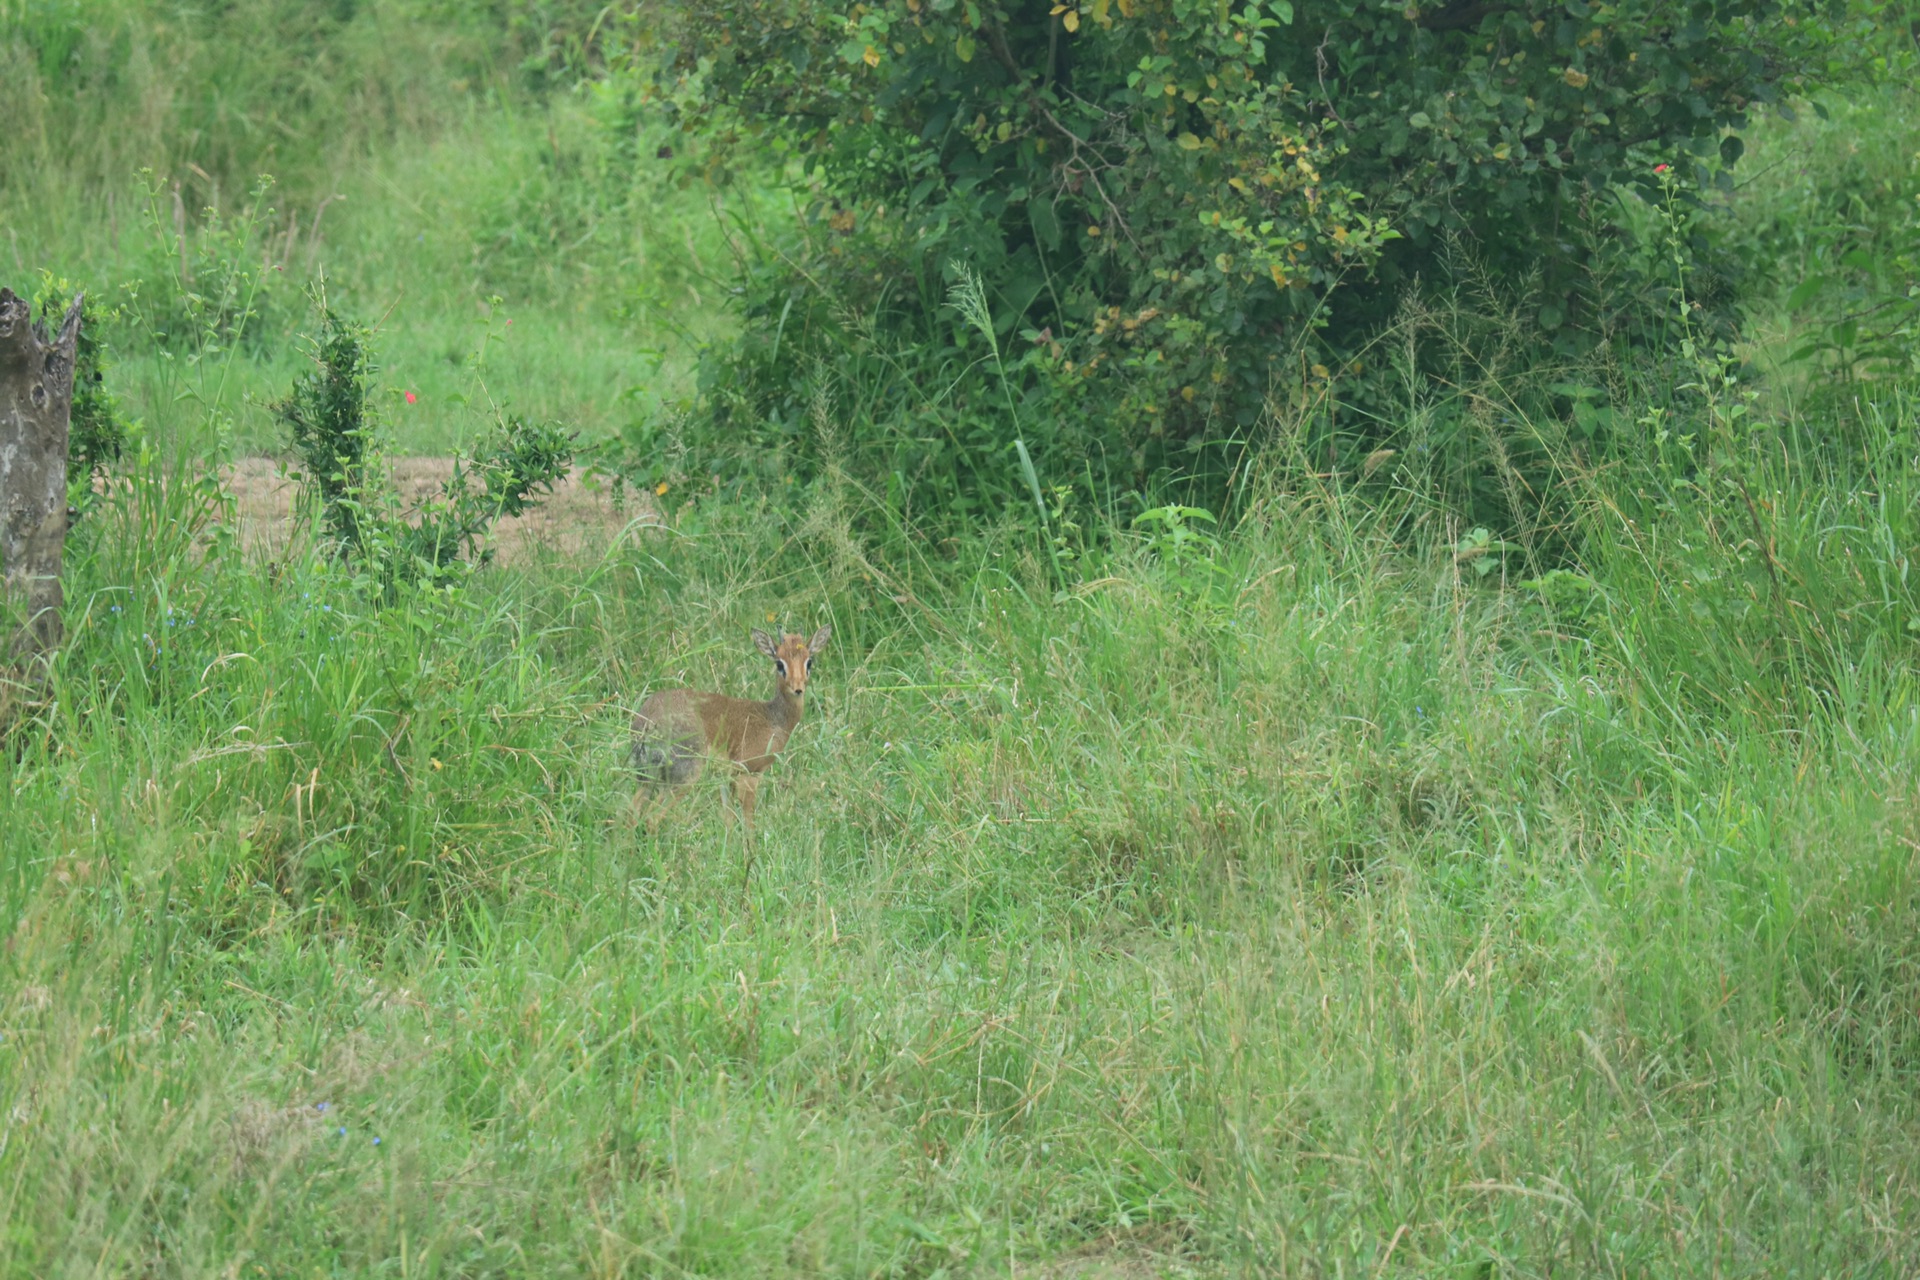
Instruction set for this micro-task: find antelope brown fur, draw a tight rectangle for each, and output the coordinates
[629,624,830,839]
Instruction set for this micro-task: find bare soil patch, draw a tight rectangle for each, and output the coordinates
[225,456,656,567]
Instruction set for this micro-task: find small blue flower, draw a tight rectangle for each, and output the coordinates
[372,1137,381,1146]
[315,1102,329,1112]
[338,1126,347,1136]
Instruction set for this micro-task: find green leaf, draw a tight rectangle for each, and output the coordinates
[1718,134,1744,166]
[1408,111,1433,129]
[1786,276,1828,310]
[1029,198,1061,251]
[955,32,975,62]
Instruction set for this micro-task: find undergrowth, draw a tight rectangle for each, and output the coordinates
[1,5,1916,1276]
[2,375,1917,1273]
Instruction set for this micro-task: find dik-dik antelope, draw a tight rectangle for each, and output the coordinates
[629,625,830,841]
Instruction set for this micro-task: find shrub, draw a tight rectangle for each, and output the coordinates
[277,301,380,550]
[618,0,1854,524]
[275,298,576,591]
[31,274,128,511]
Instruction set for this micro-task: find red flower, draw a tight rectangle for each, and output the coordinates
[1654,163,1670,173]
[404,391,417,404]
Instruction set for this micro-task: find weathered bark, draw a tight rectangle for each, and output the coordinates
[0,287,82,671]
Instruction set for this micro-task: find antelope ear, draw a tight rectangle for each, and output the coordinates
[807,624,831,654]
[752,629,780,659]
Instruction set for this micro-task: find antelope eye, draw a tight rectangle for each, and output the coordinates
[776,659,788,675]
[806,658,814,671]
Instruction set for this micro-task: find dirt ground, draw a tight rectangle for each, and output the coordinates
[224,456,658,567]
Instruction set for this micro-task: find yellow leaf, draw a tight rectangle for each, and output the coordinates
[1563,67,1589,88]
[1493,142,1511,159]
[1087,224,1101,237]
[863,44,880,67]
[1269,263,1288,288]
[1311,363,1330,379]
[1050,3,1066,10]
[1228,176,1248,192]
[1116,0,1132,15]
[1094,0,1111,26]
[655,482,669,495]
[1177,132,1202,150]
[1062,8,1079,31]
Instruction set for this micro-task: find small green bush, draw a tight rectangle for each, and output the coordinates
[275,298,576,591]
[277,302,381,550]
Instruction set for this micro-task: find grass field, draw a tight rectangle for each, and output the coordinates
[3,3,1919,1276]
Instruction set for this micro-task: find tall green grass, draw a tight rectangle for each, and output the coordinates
[2,0,759,456]
[2,385,1916,1272]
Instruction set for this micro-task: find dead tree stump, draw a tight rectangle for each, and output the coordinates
[0,287,83,684]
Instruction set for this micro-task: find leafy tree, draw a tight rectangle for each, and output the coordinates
[621,0,1852,518]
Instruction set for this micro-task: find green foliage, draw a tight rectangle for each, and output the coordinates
[1566,396,1920,725]
[1736,84,1920,390]
[274,297,576,590]
[276,301,380,549]
[625,0,1852,524]
[5,385,1920,1271]
[401,414,578,574]
[0,0,535,206]
[104,174,292,358]
[31,272,128,506]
